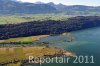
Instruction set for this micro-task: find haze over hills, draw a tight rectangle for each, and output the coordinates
[0,0,100,15]
[0,0,57,14]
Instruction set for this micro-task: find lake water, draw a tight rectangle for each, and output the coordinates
[28,27,100,66]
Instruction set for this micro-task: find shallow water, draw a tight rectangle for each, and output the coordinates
[36,27,100,66]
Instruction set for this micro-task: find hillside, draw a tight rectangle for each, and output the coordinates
[0,16,100,40]
[48,2,100,15]
[0,0,100,15]
[0,0,57,14]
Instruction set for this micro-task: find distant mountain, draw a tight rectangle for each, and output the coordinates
[61,5,100,14]
[47,2,100,15]
[11,0,17,1]
[35,1,45,4]
[0,0,100,15]
[0,0,57,14]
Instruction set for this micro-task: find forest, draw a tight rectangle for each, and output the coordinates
[0,16,100,40]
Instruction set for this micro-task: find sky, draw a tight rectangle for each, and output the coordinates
[18,0,100,6]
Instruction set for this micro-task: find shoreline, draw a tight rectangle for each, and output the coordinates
[0,35,50,43]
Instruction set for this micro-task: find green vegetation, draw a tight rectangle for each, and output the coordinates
[0,16,100,40]
[0,35,50,47]
[0,36,33,43]
[0,14,70,24]
[0,35,49,43]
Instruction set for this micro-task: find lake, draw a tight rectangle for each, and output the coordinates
[29,27,100,66]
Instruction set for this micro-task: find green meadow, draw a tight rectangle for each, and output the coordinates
[0,14,70,24]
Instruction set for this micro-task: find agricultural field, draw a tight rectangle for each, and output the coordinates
[0,14,70,24]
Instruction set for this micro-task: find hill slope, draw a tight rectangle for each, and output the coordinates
[0,16,100,40]
[0,0,100,15]
[0,0,57,14]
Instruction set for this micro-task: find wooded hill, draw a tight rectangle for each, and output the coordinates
[0,16,100,40]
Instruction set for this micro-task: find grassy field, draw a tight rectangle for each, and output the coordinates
[0,14,70,24]
[0,35,49,43]
[0,46,64,65]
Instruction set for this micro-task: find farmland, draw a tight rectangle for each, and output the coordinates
[0,14,70,24]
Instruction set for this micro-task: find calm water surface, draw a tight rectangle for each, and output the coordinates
[28,27,100,66]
